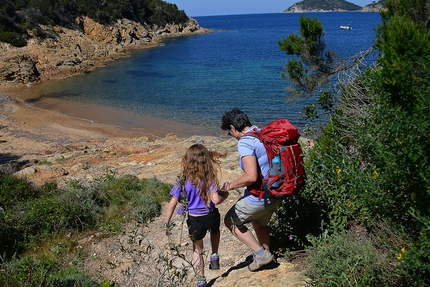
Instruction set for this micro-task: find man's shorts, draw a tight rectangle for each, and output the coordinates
[187,208,220,241]
[224,196,282,230]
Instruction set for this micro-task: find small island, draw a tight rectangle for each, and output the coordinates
[284,0,386,13]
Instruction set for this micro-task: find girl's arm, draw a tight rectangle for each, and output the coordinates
[211,189,229,205]
[164,196,178,235]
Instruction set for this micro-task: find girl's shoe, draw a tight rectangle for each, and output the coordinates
[197,276,207,287]
[209,253,220,270]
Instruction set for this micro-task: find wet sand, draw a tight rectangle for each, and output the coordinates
[0,85,229,167]
[0,85,224,140]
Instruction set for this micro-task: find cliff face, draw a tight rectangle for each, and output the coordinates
[0,17,210,86]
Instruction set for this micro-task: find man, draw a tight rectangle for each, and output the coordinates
[221,108,282,271]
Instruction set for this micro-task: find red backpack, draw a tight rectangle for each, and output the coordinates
[246,118,306,200]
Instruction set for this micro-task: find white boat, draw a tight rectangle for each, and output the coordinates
[340,22,352,30]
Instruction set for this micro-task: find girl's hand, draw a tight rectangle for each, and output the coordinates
[163,223,170,236]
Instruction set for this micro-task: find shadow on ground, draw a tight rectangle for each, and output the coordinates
[207,255,281,286]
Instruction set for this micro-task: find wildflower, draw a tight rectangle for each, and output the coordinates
[336,166,341,174]
[374,170,379,176]
[397,247,406,260]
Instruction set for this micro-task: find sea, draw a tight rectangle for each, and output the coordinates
[18,12,381,138]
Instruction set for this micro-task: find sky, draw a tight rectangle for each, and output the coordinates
[167,0,375,17]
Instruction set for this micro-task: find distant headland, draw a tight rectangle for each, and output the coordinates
[284,0,386,13]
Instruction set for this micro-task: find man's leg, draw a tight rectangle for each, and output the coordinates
[252,222,270,250]
[225,216,261,251]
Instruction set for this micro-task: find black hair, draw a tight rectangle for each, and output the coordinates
[221,108,252,132]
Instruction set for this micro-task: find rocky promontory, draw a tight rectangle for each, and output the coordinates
[0,17,211,86]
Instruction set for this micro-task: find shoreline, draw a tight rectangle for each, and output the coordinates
[0,85,224,139]
[0,90,242,189]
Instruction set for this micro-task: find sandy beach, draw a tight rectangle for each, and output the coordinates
[0,86,241,188]
[1,87,154,160]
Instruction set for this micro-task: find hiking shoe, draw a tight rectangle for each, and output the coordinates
[248,249,274,271]
[197,276,207,287]
[209,253,220,270]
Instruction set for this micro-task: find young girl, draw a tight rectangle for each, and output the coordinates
[164,143,229,287]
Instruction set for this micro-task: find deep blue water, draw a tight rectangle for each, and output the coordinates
[23,12,381,136]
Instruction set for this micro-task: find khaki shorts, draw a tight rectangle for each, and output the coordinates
[224,196,282,230]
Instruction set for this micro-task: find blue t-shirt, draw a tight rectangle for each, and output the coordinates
[238,126,273,205]
[170,179,218,215]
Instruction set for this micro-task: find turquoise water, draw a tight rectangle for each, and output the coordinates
[23,12,381,136]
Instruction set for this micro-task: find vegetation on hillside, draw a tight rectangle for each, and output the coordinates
[364,0,387,9]
[0,170,172,286]
[0,0,188,47]
[274,0,430,285]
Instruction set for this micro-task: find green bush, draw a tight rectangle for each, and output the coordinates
[271,194,324,250]
[399,213,430,286]
[0,169,174,285]
[97,175,171,228]
[0,178,101,258]
[304,227,404,287]
[0,256,96,287]
[134,193,160,224]
[273,1,430,284]
[0,31,27,47]
[0,170,39,206]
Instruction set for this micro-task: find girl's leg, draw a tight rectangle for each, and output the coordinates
[210,231,220,254]
[193,239,205,278]
[209,231,221,270]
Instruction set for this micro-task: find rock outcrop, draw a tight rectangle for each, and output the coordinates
[0,17,210,86]
[361,2,387,12]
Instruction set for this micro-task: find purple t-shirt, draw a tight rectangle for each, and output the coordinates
[170,179,218,215]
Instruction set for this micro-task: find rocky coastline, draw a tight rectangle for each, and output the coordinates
[0,17,211,87]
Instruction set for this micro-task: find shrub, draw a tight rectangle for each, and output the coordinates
[0,31,27,47]
[134,193,160,224]
[304,226,404,287]
[0,173,100,258]
[271,195,324,251]
[399,213,430,286]
[97,175,171,227]
[0,256,96,287]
